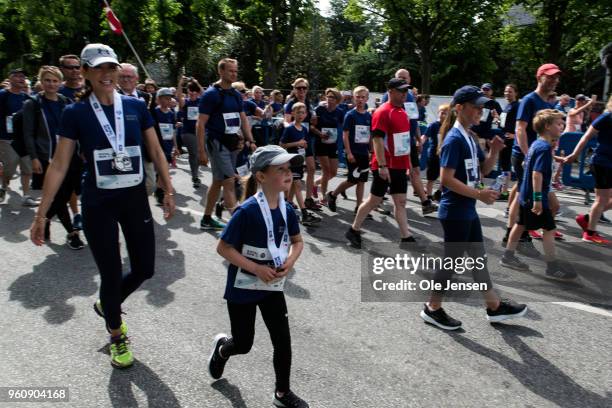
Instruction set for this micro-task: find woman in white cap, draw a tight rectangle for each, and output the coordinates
[30,43,175,368]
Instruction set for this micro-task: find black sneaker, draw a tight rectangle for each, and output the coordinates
[304,197,322,212]
[326,192,337,212]
[375,205,391,216]
[353,207,373,220]
[545,261,578,281]
[433,190,442,202]
[486,299,527,322]
[399,236,426,253]
[516,239,540,258]
[72,213,83,231]
[340,191,348,200]
[208,333,230,380]
[500,253,530,271]
[420,304,462,330]
[67,233,85,250]
[215,201,224,220]
[192,177,201,189]
[422,200,438,215]
[273,390,309,408]
[599,213,611,224]
[301,211,321,227]
[345,227,362,249]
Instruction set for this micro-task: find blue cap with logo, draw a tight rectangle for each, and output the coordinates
[451,85,490,106]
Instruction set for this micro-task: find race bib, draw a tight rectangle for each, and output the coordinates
[480,108,491,122]
[500,112,507,128]
[464,158,480,188]
[223,112,241,134]
[355,125,370,144]
[5,116,13,134]
[234,244,286,291]
[404,102,419,120]
[187,106,199,121]
[93,146,143,190]
[298,147,306,157]
[237,163,249,177]
[322,128,337,144]
[393,131,411,156]
[159,123,174,140]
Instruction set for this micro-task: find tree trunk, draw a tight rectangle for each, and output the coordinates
[262,39,279,88]
[419,47,432,94]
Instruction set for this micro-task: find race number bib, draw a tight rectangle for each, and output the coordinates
[234,245,286,291]
[500,112,507,128]
[159,123,174,140]
[298,147,306,157]
[5,116,13,134]
[355,125,370,144]
[187,106,199,121]
[393,131,411,156]
[464,158,480,188]
[223,112,241,134]
[93,146,143,190]
[404,102,419,120]
[322,128,337,144]
[480,108,490,122]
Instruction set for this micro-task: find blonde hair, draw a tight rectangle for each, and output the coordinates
[232,81,247,92]
[533,109,565,134]
[291,102,306,112]
[218,58,238,71]
[38,65,63,82]
[252,85,263,93]
[292,78,309,88]
[325,87,341,101]
[438,103,450,113]
[353,86,369,95]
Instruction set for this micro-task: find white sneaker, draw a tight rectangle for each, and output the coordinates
[22,196,40,207]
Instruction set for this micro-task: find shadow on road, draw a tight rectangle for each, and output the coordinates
[211,378,247,408]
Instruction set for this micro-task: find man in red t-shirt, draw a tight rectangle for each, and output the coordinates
[345,78,422,249]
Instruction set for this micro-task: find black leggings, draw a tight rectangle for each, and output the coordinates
[223,292,292,392]
[433,218,493,294]
[82,185,155,330]
[37,160,78,234]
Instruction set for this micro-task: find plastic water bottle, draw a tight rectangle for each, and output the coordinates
[491,174,506,192]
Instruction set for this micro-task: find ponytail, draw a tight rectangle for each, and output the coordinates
[243,174,259,201]
[437,106,458,156]
[76,78,93,102]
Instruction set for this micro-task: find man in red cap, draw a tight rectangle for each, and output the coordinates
[503,63,561,253]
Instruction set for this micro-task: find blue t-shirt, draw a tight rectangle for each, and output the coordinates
[270,102,283,115]
[243,99,258,117]
[438,127,485,221]
[592,112,612,168]
[58,85,81,102]
[250,98,266,110]
[472,100,502,140]
[425,120,441,156]
[41,96,63,153]
[198,85,243,140]
[182,98,200,134]
[153,107,176,156]
[58,95,154,203]
[501,100,519,135]
[220,196,300,304]
[342,108,371,156]
[512,92,552,158]
[519,139,553,209]
[382,90,419,143]
[280,124,308,154]
[284,99,313,137]
[0,90,28,140]
[314,105,344,143]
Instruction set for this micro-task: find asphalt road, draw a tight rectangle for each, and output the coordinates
[1,154,610,407]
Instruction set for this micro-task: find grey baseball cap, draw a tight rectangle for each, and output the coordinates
[80,43,119,67]
[156,87,174,98]
[250,145,304,173]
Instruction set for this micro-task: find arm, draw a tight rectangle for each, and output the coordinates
[440,167,498,204]
[565,125,598,163]
[568,99,595,117]
[196,113,209,165]
[342,130,353,161]
[239,112,256,148]
[143,127,175,219]
[276,234,304,277]
[531,170,544,214]
[481,135,505,175]
[372,133,389,180]
[217,240,278,283]
[253,107,265,119]
[515,120,529,156]
[22,100,41,172]
[176,77,186,110]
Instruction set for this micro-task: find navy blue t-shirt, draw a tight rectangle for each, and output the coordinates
[592,112,612,168]
[314,105,344,143]
[58,85,81,102]
[153,107,176,157]
[182,97,200,134]
[250,98,266,110]
[270,102,283,115]
[512,92,552,158]
[438,127,485,221]
[425,120,441,156]
[472,100,502,139]
[0,90,28,140]
[342,108,371,156]
[243,99,258,117]
[41,96,63,153]
[284,99,313,135]
[519,139,553,209]
[59,95,154,203]
[220,196,300,304]
[198,85,243,140]
[501,100,519,135]
[280,124,308,154]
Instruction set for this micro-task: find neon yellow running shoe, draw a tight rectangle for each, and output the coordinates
[110,334,133,368]
[94,300,128,336]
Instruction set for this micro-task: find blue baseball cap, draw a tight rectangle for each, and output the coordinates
[481,83,493,90]
[451,85,490,106]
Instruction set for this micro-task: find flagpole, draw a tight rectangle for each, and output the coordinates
[102,0,153,80]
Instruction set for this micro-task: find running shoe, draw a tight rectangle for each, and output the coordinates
[304,197,322,212]
[340,191,348,200]
[421,200,438,215]
[545,261,578,281]
[554,231,564,240]
[500,253,530,271]
[433,190,442,203]
[575,214,588,232]
[326,192,337,212]
[516,240,540,258]
[345,227,362,249]
[208,333,230,380]
[215,202,224,220]
[420,304,462,330]
[375,206,392,216]
[582,231,610,245]
[0,188,6,203]
[22,196,39,207]
[528,230,542,240]
[67,233,85,250]
[600,214,611,224]
[353,207,373,220]
[319,198,328,207]
[72,213,83,231]
[273,390,309,408]
[497,191,509,201]
[110,334,133,368]
[486,300,527,322]
[192,177,202,189]
[301,211,321,227]
[200,217,226,230]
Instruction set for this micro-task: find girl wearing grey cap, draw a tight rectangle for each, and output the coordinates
[207,145,309,408]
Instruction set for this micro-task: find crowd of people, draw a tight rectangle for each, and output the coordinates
[0,42,610,408]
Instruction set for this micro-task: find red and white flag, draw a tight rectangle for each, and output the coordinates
[105,7,123,35]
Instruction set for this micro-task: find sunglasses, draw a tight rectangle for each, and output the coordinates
[62,65,81,70]
[295,86,308,90]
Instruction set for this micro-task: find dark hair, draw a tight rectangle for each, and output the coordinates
[59,54,80,66]
[242,165,270,200]
[75,65,93,101]
[187,82,202,93]
[505,83,518,94]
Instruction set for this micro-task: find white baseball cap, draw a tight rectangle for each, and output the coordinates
[80,43,120,67]
[156,87,174,98]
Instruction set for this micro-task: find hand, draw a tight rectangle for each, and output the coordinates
[298,140,307,148]
[32,158,43,174]
[347,153,355,163]
[176,121,183,128]
[379,167,390,181]
[478,188,499,205]
[489,135,505,153]
[163,193,176,220]
[198,148,209,166]
[563,153,577,164]
[254,264,278,283]
[249,141,257,152]
[30,216,47,246]
[532,201,543,216]
[275,259,295,277]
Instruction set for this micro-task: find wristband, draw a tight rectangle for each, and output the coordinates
[533,192,542,202]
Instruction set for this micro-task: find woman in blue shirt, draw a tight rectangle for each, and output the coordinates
[177,77,204,188]
[420,85,527,331]
[29,44,175,368]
